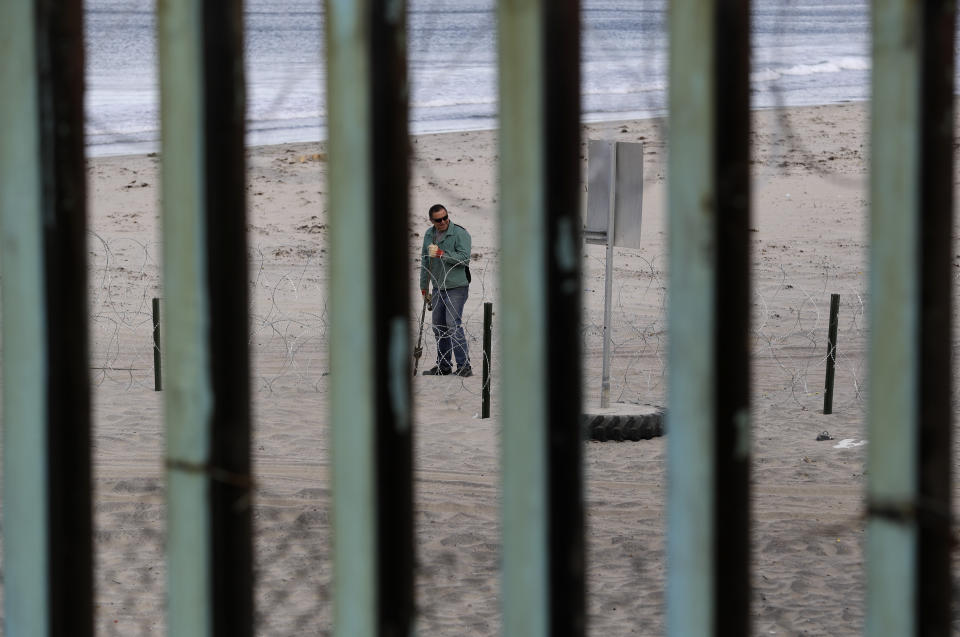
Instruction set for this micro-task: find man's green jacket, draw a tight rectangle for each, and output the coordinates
[420,222,472,291]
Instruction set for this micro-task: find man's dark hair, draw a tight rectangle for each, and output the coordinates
[428,204,447,219]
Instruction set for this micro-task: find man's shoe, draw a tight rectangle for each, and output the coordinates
[455,366,473,377]
[423,366,452,376]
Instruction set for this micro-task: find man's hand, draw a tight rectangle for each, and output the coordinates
[428,244,444,258]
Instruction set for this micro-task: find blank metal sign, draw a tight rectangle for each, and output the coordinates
[585,139,644,249]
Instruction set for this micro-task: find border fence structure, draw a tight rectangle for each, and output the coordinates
[0,1,955,637]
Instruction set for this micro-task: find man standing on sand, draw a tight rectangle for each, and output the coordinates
[420,204,473,376]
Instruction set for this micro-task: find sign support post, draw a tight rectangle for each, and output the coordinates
[586,140,643,408]
[600,144,617,407]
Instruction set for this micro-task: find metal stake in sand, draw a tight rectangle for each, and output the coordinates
[482,302,493,418]
[823,293,839,414]
[153,297,163,391]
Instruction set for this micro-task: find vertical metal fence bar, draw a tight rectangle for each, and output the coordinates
[667,0,716,634]
[544,1,585,634]
[370,0,414,634]
[35,0,95,630]
[713,0,751,632]
[325,1,377,635]
[158,0,214,633]
[203,0,254,634]
[917,0,955,633]
[498,1,548,635]
[0,1,50,633]
[868,0,920,635]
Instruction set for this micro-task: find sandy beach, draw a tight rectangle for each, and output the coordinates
[79,101,913,635]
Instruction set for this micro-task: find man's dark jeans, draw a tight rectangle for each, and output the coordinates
[431,286,470,371]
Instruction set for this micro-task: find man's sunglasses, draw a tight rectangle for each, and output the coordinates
[431,215,449,224]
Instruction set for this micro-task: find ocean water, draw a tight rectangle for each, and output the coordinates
[85,0,871,157]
